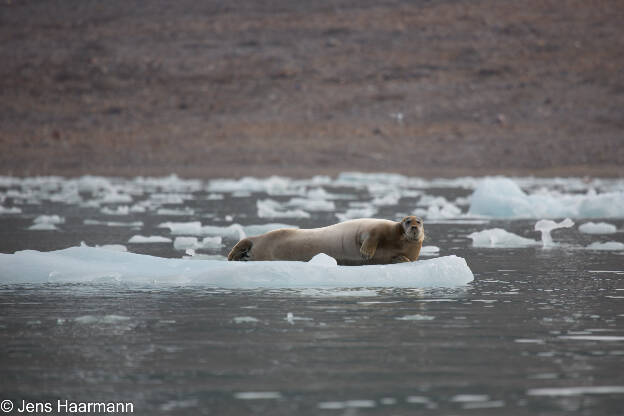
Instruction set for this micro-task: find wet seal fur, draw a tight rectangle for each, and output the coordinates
[228,216,424,265]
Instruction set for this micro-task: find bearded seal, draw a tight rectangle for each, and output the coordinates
[227,216,424,265]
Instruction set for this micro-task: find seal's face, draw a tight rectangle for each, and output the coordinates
[401,216,424,242]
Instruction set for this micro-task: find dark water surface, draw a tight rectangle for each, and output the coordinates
[1,179,623,415]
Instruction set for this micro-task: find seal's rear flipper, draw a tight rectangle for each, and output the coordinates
[227,238,253,261]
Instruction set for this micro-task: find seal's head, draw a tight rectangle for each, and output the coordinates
[400,216,424,242]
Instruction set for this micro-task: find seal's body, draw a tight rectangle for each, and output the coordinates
[228,216,424,265]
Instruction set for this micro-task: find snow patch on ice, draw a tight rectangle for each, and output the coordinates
[308,253,338,267]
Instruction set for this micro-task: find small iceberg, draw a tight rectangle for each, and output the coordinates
[128,235,172,244]
[579,222,617,235]
[0,246,474,288]
[586,241,624,251]
[534,218,574,247]
[468,228,539,248]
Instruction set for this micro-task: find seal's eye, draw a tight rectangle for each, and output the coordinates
[405,219,411,225]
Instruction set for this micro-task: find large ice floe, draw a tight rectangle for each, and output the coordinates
[469,177,624,218]
[0,247,474,288]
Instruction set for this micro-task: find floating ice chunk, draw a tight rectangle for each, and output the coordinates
[158,222,246,239]
[149,193,193,204]
[308,253,338,267]
[469,177,624,218]
[84,219,143,227]
[74,315,131,325]
[173,236,222,251]
[318,400,376,409]
[101,205,130,215]
[414,195,464,219]
[34,215,65,225]
[534,218,574,247]
[208,176,294,195]
[286,197,335,211]
[586,241,624,251]
[336,207,378,222]
[29,215,64,229]
[234,392,282,400]
[395,314,435,321]
[284,312,313,323]
[233,316,259,324]
[257,199,310,218]
[128,235,172,244]
[451,395,490,402]
[424,202,463,219]
[417,195,449,207]
[206,193,224,200]
[76,176,114,193]
[468,228,539,247]
[132,175,202,193]
[579,222,617,235]
[158,221,202,234]
[201,224,245,239]
[0,206,21,214]
[129,204,147,213]
[420,246,440,256]
[0,247,474,288]
[336,172,414,187]
[372,192,401,206]
[156,207,195,216]
[527,386,624,396]
[97,191,133,205]
[307,187,354,200]
[28,223,58,231]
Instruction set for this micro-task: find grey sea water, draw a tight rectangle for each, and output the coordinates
[1,177,623,415]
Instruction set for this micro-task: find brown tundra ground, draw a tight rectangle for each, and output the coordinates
[1,0,623,179]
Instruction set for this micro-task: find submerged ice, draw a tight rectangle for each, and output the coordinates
[0,246,473,288]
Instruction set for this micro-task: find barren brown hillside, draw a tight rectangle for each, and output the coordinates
[1,0,623,178]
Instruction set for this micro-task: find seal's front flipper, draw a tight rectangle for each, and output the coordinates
[360,234,378,260]
[391,255,411,263]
